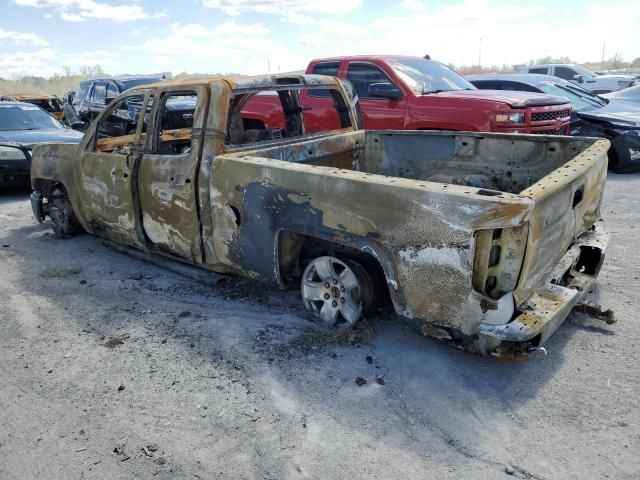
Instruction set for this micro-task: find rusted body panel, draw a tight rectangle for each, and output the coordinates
[30,74,611,356]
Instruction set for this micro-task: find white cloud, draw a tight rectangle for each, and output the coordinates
[0,48,122,78]
[202,0,362,17]
[61,11,84,21]
[5,0,640,79]
[131,21,300,75]
[0,27,48,46]
[290,0,552,67]
[214,21,269,36]
[400,0,424,12]
[0,48,58,77]
[286,12,315,25]
[63,49,121,69]
[298,19,366,46]
[14,0,164,22]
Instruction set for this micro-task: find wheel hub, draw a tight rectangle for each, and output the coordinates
[301,256,366,328]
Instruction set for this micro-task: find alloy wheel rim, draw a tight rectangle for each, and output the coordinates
[301,256,363,327]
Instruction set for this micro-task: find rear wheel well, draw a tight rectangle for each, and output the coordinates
[34,178,67,198]
[277,231,390,307]
[42,182,81,238]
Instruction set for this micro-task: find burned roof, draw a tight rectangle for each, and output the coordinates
[126,74,344,94]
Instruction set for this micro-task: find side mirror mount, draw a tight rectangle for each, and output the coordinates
[368,83,403,101]
[574,75,584,84]
[71,121,88,131]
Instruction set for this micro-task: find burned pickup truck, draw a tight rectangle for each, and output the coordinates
[30,74,611,356]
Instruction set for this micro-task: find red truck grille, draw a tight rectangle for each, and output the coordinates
[532,126,570,135]
[531,109,571,122]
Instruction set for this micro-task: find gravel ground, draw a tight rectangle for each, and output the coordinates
[1,173,639,480]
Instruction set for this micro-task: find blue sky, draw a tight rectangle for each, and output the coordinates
[1,0,639,78]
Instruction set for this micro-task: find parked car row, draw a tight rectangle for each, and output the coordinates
[466,74,640,172]
[1,94,66,121]
[0,102,83,186]
[243,55,573,135]
[515,63,638,94]
[2,56,640,189]
[242,55,639,172]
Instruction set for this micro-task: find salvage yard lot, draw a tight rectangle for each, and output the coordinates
[1,174,639,480]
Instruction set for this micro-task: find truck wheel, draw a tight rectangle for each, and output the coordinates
[301,256,374,328]
[49,188,81,238]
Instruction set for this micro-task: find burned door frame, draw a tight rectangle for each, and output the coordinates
[136,85,209,263]
[78,89,153,248]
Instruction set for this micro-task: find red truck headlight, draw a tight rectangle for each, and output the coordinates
[495,112,525,124]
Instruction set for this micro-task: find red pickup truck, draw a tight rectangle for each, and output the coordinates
[242,55,572,135]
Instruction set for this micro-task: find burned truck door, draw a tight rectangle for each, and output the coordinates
[79,91,151,247]
[136,87,207,262]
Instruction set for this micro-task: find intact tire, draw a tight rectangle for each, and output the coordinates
[49,188,82,238]
[301,256,375,328]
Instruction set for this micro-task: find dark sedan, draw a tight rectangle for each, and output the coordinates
[0,102,83,186]
[603,84,640,104]
[467,73,640,173]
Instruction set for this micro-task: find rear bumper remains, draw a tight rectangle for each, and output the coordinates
[30,191,46,222]
[479,220,609,347]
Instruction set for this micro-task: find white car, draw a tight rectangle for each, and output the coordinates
[516,64,637,94]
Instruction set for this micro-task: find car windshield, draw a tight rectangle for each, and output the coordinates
[571,65,597,79]
[389,60,475,94]
[0,104,65,131]
[537,81,605,111]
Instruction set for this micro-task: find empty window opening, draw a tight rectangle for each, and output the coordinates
[226,86,353,147]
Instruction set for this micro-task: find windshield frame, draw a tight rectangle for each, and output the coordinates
[389,59,476,95]
[0,104,66,131]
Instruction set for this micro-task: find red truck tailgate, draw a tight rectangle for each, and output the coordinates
[513,139,610,306]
